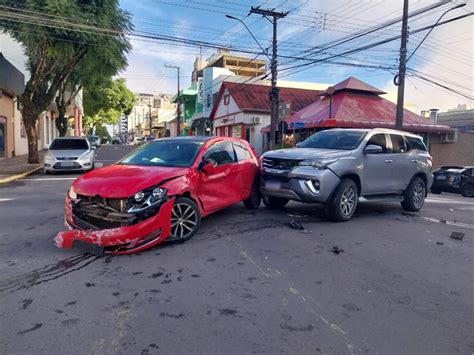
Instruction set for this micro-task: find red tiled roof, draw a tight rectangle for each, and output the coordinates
[331,76,386,95]
[285,91,452,133]
[210,81,321,120]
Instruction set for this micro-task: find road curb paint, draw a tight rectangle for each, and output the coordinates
[0,166,43,185]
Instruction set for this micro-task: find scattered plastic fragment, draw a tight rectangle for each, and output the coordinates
[450,232,465,241]
[288,220,304,230]
[287,213,307,218]
[436,241,444,245]
[331,246,344,254]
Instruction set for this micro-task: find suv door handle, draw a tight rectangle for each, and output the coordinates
[411,159,418,163]
[385,160,393,163]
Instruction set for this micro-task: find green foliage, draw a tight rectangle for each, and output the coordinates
[83,77,135,130]
[95,125,111,141]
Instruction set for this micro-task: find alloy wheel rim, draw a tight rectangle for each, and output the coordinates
[170,203,197,240]
[413,182,425,208]
[340,187,356,217]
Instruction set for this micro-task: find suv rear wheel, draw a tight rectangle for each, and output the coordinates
[325,179,358,222]
[401,177,425,211]
[263,196,289,209]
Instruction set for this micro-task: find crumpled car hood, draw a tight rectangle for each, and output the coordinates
[263,148,353,160]
[73,164,189,198]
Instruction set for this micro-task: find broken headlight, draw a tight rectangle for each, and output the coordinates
[128,187,167,213]
[68,186,77,199]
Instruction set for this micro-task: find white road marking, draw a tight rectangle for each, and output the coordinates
[0,198,16,202]
[22,177,77,181]
[421,216,474,230]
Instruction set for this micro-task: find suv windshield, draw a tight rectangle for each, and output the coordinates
[120,140,204,167]
[299,130,367,150]
[50,139,89,150]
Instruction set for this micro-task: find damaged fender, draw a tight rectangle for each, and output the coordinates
[55,198,175,255]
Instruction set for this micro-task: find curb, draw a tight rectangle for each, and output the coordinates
[0,166,43,185]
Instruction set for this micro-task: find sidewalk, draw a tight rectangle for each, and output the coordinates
[0,150,44,184]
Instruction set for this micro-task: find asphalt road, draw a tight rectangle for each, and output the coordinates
[0,145,473,354]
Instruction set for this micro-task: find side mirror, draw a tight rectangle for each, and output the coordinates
[44,144,49,150]
[201,162,216,174]
[364,144,383,154]
[295,142,302,148]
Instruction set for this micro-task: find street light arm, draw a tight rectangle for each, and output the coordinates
[406,3,466,63]
[225,14,270,59]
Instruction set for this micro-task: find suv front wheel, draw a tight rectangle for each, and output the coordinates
[263,196,289,209]
[325,179,358,222]
[401,177,426,211]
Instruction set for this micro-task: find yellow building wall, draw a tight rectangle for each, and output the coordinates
[0,94,15,158]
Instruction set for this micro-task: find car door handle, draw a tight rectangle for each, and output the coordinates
[385,160,393,163]
[411,159,418,163]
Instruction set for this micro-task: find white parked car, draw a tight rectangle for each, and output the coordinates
[44,137,95,174]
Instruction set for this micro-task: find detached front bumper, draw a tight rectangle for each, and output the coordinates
[55,196,175,255]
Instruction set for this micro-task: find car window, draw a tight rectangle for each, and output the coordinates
[50,139,89,150]
[204,141,236,166]
[390,134,407,153]
[366,134,388,153]
[233,142,252,161]
[406,136,427,152]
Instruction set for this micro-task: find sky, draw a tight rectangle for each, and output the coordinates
[1,0,473,113]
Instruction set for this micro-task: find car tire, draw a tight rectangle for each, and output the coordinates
[263,196,289,209]
[168,197,201,243]
[461,183,474,198]
[401,177,426,211]
[430,188,442,194]
[243,180,262,209]
[325,179,358,222]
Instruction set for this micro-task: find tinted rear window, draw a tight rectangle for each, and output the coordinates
[50,139,89,150]
[299,130,367,150]
[406,136,427,152]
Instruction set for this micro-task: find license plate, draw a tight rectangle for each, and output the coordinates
[265,181,281,191]
[72,239,105,256]
[61,162,75,167]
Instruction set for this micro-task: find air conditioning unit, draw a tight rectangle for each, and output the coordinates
[253,116,262,124]
[440,130,458,143]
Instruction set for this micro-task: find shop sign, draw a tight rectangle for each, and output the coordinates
[219,115,235,125]
[197,78,204,103]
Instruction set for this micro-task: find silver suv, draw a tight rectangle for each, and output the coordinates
[260,128,433,221]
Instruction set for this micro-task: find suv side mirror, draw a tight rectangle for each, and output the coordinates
[364,144,383,154]
[44,144,50,150]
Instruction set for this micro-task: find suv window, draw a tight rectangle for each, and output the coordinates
[233,142,252,161]
[366,134,388,153]
[204,141,236,166]
[390,134,407,153]
[406,136,427,152]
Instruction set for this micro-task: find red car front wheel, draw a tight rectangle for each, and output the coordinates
[169,197,201,242]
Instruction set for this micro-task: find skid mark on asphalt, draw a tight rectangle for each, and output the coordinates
[226,234,358,354]
[0,253,100,295]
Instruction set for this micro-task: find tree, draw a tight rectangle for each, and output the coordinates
[0,0,132,163]
[82,77,135,133]
[54,38,130,137]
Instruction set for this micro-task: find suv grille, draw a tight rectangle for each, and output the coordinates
[262,157,301,170]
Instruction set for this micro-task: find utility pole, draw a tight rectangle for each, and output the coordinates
[250,7,288,150]
[395,0,409,130]
[165,64,181,136]
[148,104,152,138]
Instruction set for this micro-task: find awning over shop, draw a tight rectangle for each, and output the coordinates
[262,77,453,134]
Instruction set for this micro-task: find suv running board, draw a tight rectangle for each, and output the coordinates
[360,194,403,203]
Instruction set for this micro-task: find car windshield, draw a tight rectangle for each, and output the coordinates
[50,139,89,150]
[119,140,204,167]
[298,130,367,150]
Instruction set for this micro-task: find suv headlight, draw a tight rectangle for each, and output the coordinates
[44,152,55,161]
[68,186,77,199]
[299,158,338,169]
[128,187,167,213]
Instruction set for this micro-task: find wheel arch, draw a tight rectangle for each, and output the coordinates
[339,173,362,196]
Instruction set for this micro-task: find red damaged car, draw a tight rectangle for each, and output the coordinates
[55,136,261,255]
